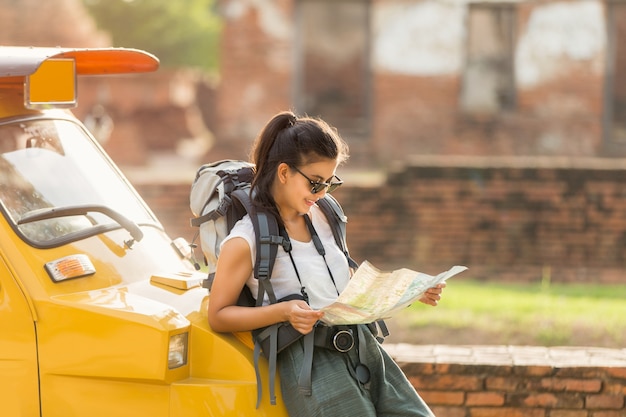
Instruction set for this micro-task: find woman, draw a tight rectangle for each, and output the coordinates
[208,110,444,416]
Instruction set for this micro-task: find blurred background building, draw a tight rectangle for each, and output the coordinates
[214,0,626,164]
[2,0,626,283]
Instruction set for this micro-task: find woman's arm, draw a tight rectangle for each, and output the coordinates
[207,237,322,334]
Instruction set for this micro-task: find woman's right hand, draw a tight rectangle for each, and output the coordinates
[284,300,323,334]
[209,237,324,334]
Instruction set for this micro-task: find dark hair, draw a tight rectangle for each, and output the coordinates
[250,110,349,218]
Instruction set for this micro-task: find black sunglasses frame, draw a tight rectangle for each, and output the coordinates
[292,166,343,194]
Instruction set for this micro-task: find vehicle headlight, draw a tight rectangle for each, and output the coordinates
[168,332,188,369]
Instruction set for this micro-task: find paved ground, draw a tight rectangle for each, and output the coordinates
[383,344,626,367]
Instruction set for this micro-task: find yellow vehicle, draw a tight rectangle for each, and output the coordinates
[0,46,287,416]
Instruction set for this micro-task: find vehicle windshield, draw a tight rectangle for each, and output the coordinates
[0,118,155,246]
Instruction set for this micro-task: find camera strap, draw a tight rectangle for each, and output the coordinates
[281,214,341,304]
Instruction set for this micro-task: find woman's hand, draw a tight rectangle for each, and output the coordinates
[284,300,324,334]
[419,283,446,306]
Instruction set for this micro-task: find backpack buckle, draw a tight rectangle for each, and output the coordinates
[257,265,269,279]
[215,194,232,216]
[260,235,291,252]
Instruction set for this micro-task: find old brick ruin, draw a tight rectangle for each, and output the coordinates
[214,0,624,166]
[3,0,622,168]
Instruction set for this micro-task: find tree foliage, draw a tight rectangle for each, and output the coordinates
[82,0,222,72]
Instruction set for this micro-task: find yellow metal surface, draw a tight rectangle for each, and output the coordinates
[0,188,289,416]
[0,253,40,416]
[0,46,288,415]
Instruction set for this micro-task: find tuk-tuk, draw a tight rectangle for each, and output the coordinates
[0,46,287,416]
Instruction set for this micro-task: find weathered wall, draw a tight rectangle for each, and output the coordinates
[370,0,606,159]
[339,156,626,284]
[213,0,614,168]
[213,0,294,160]
[134,156,626,285]
[1,0,617,169]
[75,71,216,166]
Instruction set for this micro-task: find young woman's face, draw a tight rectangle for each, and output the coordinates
[279,158,340,215]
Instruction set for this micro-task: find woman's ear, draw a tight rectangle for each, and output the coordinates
[277,162,291,185]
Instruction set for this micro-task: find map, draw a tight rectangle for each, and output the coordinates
[319,261,467,325]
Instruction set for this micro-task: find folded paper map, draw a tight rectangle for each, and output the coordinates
[320,261,467,325]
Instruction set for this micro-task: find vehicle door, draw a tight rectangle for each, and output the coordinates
[0,254,40,416]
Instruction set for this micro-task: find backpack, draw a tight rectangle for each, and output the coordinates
[189,159,363,406]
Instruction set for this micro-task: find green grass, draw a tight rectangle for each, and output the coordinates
[396,279,626,347]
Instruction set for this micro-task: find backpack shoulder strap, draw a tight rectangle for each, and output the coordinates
[317,195,359,269]
[230,188,286,306]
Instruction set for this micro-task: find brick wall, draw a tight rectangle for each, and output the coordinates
[213,0,293,160]
[133,156,626,285]
[386,344,626,417]
[336,156,626,284]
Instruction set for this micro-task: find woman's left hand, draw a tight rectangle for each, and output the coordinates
[419,283,446,306]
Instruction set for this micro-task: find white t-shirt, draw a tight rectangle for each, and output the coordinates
[221,204,350,310]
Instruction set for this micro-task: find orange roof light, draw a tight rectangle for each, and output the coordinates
[25,58,77,109]
[0,46,160,110]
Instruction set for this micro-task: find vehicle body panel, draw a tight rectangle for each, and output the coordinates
[0,252,40,416]
[0,47,286,416]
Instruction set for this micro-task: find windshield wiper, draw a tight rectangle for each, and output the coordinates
[18,204,144,248]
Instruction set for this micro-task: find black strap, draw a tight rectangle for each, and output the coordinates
[317,196,358,269]
[280,227,311,303]
[303,214,339,296]
[191,167,242,228]
[190,193,231,227]
[255,211,279,305]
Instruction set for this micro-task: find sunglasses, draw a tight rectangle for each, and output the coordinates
[292,166,343,194]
